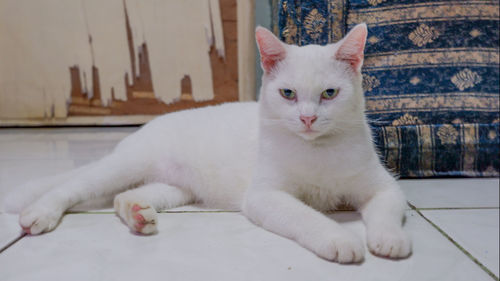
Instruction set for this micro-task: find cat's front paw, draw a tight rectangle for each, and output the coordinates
[19,202,64,235]
[367,225,412,258]
[312,232,365,263]
[114,196,158,235]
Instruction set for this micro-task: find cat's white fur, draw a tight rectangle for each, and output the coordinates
[3,24,411,263]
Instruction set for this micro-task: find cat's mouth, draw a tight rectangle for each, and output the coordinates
[298,128,322,140]
[303,127,317,133]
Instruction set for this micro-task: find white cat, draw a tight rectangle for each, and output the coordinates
[4,24,411,263]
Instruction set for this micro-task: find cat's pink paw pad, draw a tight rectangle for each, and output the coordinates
[114,196,158,235]
[133,213,145,222]
[132,213,148,232]
[129,206,157,234]
[132,204,142,212]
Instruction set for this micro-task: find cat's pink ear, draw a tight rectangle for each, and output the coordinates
[335,23,368,73]
[256,26,286,73]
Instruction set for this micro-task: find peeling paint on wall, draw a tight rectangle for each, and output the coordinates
[0,0,229,119]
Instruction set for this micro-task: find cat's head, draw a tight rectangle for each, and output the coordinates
[256,24,368,141]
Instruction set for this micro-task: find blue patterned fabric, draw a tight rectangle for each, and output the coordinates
[272,0,500,177]
[272,0,347,44]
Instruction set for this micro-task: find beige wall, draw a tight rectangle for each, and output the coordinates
[0,0,255,126]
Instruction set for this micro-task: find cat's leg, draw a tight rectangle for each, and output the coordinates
[358,170,412,259]
[243,189,365,263]
[3,165,90,213]
[114,183,194,235]
[19,153,147,235]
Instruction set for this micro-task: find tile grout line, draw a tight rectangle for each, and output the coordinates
[407,202,499,281]
[415,206,499,211]
[65,206,499,215]
[65,210,241,215]
[0,211,28,254]
[158,210,240,214]
[0,233,27,255]
[66,211,116,215]
[66,209,397,215]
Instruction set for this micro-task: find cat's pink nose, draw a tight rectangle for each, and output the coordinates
[300,115,317,128]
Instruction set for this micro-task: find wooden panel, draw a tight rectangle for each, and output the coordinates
[237,0,256,102]
[0,0,255,126]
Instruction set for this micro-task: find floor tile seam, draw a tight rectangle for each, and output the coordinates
[68,209,372,215]
[414,207,500,211]
[67,209,408,215]
[0,233,26,255]
[158,210,240,214]
[64,210,241,215]
[407,202,499,281]
[0,157,111,160]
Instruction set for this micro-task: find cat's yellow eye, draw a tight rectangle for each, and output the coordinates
[321,88,339,100]
[279,89,296,100]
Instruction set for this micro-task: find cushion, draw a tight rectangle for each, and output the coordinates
[272,0,499,177]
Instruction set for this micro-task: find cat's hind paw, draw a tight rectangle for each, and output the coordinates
[19,202,63,235]
[114,197,158,235]
[130,204,158,234]
[367,226,412,259]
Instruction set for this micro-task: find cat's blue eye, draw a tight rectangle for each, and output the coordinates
[279,89,296,100]
[321,88,339,100]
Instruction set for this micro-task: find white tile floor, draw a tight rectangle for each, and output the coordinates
[0,128,498,281]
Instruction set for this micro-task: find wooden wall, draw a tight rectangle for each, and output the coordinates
[0,0,255,126]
